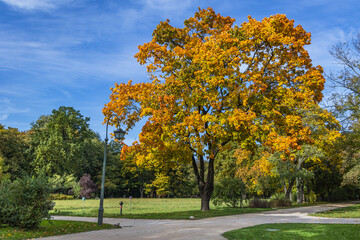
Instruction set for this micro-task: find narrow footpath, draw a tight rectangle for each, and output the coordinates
[39,202,360,240]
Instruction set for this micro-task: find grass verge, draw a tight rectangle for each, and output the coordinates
[222,223,360,240]
[0,220,118,239]
[312,204,360,218]
[51,198,272,219]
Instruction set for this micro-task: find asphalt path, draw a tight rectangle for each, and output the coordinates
[38,202,360,240]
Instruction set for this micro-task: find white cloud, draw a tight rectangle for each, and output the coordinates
[0,0,69,11]
[0,105,30,120]
[0,113,9,121]
[306,27,358,71]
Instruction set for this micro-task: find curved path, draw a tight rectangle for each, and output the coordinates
[39,202,360,240]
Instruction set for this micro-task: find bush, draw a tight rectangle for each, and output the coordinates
[308,191,317,203]
[48,174,80,197]
[270,192,286,200]
[50,193,75,200]
[69,181,81,197]
[269,193,292,207]
[330,187,353,201]
[249,198,271,208]
[0,174,52,229]
[79,174,97,199]
[271,199,292,207]
[212,177,246,208]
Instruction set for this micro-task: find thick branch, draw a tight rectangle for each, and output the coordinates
[191,154,201,184]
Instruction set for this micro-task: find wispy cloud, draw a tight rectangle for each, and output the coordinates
[0,99,30,121]
[0,0,70,11]
[307,27,358,71]
[0,36,144,86]
[139,0,192,13]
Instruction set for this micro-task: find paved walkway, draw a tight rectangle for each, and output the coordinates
[39,202,360,240]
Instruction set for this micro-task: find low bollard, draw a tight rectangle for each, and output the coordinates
[119,201,123,215]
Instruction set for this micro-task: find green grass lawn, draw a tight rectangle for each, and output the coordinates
[0,220,117,240]
[222,223,360,240]
[312,204,360,218]
[50,198,272,219]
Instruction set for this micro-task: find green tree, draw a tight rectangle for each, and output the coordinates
[30,106,94,177]
[327,35,360,194]
[0,124,31,181]
[215,142,239,180]
[99,140,125,197]
[81,135,104,181]
[338,125,360,190]
[48,173,79,196]
[212,177,246,208]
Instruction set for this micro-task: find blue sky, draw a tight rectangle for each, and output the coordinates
[0,0,359,143]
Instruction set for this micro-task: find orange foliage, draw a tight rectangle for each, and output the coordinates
[103,8,325,197]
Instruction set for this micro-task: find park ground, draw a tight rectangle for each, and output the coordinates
[37,202,360,240]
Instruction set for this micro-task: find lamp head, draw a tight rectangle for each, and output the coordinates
[113,127,125,140]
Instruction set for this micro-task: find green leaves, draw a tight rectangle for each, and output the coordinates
[0,173,52,230]
[0,125,31,181]
[212,177,246,208]
[30,106,95,177]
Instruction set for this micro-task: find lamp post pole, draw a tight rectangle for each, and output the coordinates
[98,120,109,225]
[98,118,125,225]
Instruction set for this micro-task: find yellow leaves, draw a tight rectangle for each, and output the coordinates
[103,8,329,197]
[235,147,274,194]
[268,134,299,155]
[228,109,256,131]
[146,173,171,196]
[146,64,157,73]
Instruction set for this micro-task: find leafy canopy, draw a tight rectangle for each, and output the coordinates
[30,106,94,177]
[104,8,325,208]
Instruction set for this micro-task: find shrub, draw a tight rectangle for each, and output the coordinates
[79,174,97,199]
[270,192,292,207]
[0,174,52,229]
[69,181,81,197]
[50,193,75,200]
[270,192,286,200]
[308,191,317,203]
[249,198,271,208]
[48,174,79,197]
[212,177,246,208]
[271,199,292,207]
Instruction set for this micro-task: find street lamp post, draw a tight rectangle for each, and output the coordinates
[98,119,125,225]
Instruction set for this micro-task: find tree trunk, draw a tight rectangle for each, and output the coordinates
[200,187,212,211]
[191,153,215,211]
[284,179,295,201]
[297,177,304,204]
[140,186,144,198]
[199,157,215,211]
[190,136,217,211]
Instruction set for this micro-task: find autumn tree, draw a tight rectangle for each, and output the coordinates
[104,8,325,210]
[236,105,340,202]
